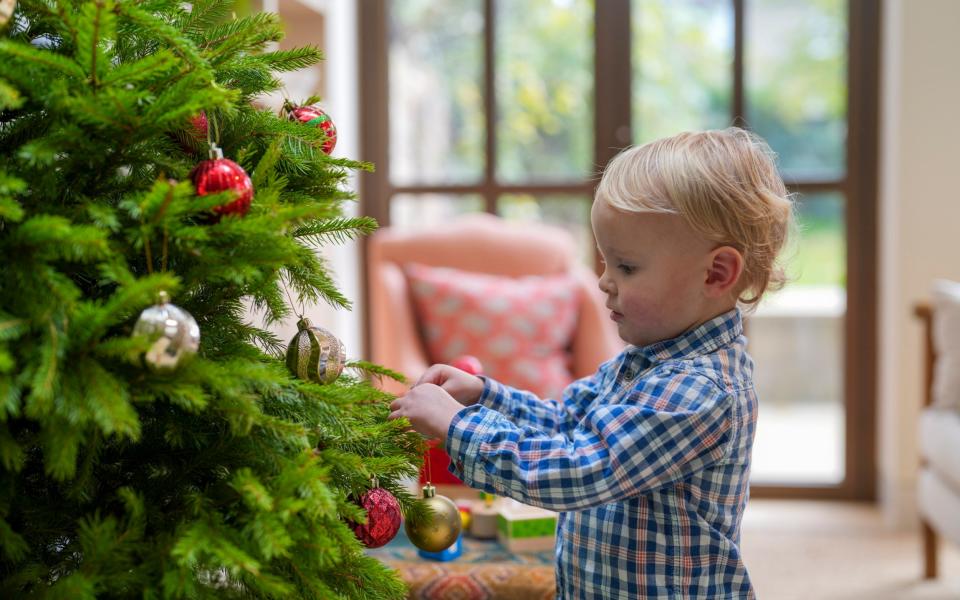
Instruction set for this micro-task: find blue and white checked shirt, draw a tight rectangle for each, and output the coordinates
[445,309,757,599]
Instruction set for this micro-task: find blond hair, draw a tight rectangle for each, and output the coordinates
[595,127,795,306]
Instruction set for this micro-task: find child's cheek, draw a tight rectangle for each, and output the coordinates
[618,294,653,323]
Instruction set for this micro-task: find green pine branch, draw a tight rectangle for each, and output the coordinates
[293,216,379,248]
[75,0,116,87]
[0,0,420,597]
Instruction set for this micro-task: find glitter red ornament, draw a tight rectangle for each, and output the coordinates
[288,105,337,155]
[178,111,208,153]
[350,487,401,548]
[190,144,253,218]
[189,111,208,140]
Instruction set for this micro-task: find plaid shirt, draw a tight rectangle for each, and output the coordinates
[445,309,757,599]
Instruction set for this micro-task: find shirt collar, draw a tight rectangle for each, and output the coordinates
[626,308,743,364]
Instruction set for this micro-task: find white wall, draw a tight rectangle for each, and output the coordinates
[880,0,960,527]
[259,0,363,360]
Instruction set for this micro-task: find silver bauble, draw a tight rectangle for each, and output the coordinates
[133,291,200,373]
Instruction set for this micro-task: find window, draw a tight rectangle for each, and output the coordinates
[359,0,879,499]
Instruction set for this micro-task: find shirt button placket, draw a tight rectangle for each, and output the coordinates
[621,359,637,382]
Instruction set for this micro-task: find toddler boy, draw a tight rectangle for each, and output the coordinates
[389,127,794,599]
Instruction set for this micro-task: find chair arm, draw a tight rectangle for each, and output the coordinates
[369,261,430,395]
[914,302,935,409]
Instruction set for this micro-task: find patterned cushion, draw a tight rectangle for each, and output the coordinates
[404,263,579,399]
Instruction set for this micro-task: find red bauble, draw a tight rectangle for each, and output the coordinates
[351,487,401,548]
[176,111,208,153]
[289,105,337,155]
[450,355,483,376]
[189,111,208,139]
[190,145,253,218]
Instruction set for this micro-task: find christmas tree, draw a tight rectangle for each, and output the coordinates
[0,1,425,597]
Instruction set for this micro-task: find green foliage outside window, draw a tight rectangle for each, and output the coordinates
[390,0,849,287]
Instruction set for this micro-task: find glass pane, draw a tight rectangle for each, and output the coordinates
[496,0,594,183]
[750,192,846,485]
[389,194,485,231]
[496,195,593,268]
[745,0,847,180]
[788,192,846,288]
[389,0,484,185]
[632,0,734,144]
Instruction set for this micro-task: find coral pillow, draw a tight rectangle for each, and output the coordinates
[404,263,580,399]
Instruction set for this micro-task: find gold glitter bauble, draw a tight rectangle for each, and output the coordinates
[285,317,345,384]
[405,484,462,553]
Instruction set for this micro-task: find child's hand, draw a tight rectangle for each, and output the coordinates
[388,383,464,442]
[415,364,484,407]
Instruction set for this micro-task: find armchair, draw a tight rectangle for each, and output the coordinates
[915,296,960,579]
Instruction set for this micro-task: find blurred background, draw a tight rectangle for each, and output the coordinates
[250,0,960,596]
[371,0,853,491]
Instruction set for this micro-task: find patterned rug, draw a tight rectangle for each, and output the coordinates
[367,528,556,599]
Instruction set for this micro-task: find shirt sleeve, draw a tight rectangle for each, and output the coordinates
[445,370,735,512]
[476,373,600,438]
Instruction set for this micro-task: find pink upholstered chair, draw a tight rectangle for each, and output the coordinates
[367,213,624,397]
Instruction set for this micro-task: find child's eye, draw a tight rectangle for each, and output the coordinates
[617,264,635,275]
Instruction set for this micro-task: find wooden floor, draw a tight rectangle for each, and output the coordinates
[743,500,960,599]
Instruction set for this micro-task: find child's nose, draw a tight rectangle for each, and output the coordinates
[598,272,616,295]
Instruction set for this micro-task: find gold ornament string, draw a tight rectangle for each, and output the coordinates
[142,181,176,275]
[424,441,433,486]
[280,273,306,319]
[206,111,220,150]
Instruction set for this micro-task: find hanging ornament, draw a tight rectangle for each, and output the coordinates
[178,111,208,152]
[133,291,200,373]
[189,111,208,140]
[404,484,462,553]
[285,317,346,384]
[287,104,337,155]
[190,143,253,219]
[450,355,483,376]
[350,484,402,549]
[0,0,15,28]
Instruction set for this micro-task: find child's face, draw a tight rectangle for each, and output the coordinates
[591,200,716,347]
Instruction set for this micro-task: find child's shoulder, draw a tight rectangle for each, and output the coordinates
[622,350,751,412]
[639,360,727,402]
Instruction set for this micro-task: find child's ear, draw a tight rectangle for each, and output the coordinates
[704,246,744,297]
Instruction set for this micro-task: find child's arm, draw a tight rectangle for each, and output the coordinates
[445,369,736,512]
[473,374,600,437]
[414,361,610,437]
[387,373,600,452]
